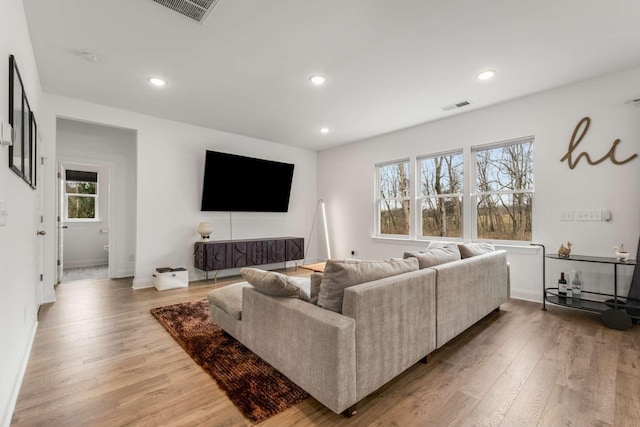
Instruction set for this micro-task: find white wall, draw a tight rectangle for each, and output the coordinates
[39,95,319,292]
[0,1,43,425]
[318,66,640,302]
[57,118,137,277]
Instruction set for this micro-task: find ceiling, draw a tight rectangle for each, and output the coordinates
[22,0,640,151]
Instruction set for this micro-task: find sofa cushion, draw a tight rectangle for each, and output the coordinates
[403,243,461,269]
[207,282,252,320]
[309,272,324,305]
[457,243,495,258]
[240,268,311,301]
[317,257,419,313]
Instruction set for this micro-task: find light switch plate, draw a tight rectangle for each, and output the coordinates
[560,210,574,221]
[575,209,603,221]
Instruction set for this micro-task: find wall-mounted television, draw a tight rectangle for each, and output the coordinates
[201,150,295,212]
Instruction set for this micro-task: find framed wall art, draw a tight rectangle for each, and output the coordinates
[8,54,36,188]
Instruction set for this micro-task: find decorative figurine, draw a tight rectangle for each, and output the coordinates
[558,242,572,258]
[614,244,630,261]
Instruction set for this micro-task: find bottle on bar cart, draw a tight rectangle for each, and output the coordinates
[558,272,567,301]
[572,270,582,300]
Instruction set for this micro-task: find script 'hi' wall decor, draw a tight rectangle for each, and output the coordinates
[8,54,37,188]
[561,116,638,169]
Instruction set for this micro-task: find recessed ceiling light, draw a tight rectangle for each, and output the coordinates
[79,52,99,63]
[319,127,330,134]
[476,70,496,81]
[148,77,167,87]
[310,75,326,85]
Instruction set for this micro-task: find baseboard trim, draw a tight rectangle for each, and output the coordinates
[2,320,38,427]
[510,288,542,303]
[132,276,154,289]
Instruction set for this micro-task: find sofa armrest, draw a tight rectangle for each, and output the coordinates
[241,287,356,414]
[432,250,509,348]
[342,268,437,401]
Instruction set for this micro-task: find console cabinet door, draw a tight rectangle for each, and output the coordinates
[248,240,268,266]
[227,242,248,268]
[285,238,304,261]
[268,239,286,263]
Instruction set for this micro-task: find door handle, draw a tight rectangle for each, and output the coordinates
[61,225,68,229]
[37,230,46,236]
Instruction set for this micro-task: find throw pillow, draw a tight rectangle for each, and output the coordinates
[403,244,461,269]
[240,268,311,301]
[457,242,495,258]
[317,257,419,313]
[426,240,455,249]
[309,272,323,305]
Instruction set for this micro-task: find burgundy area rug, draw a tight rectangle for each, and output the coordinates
[150,299,308,423]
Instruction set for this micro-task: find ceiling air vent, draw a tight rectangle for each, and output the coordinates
[625,97,640,106]
[151,0,220,23]
[442,100,472,112]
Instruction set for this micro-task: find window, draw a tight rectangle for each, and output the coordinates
[376,160,410,236]
[65,170,98,221]
[472,138,533,241]
[418,151,463,238]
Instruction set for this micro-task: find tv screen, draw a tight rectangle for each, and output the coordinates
[201,150,295,212]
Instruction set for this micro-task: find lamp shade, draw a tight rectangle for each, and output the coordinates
[197,222,213,241]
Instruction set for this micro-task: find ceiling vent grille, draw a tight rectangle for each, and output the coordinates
[442,100,472,111]
[625,97,640,106]
[151,0,220,23]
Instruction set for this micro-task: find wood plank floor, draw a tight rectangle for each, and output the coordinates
[11,270,640,426]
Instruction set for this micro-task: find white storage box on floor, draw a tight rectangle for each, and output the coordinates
[153,267,188,290]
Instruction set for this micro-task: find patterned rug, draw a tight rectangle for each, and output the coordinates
[150,299,308,423]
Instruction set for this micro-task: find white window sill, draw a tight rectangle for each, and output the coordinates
[371,235,541,254]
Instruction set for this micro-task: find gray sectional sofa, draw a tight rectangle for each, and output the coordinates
[207,248,510,416]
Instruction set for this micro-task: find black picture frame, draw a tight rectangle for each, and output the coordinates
[9,55,24,178]
[29,111,37,189]
[8,54,35,188]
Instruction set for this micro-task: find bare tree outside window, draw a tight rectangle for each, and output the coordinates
[65,171,98,220]
[377,160,410,235]
[474,139,533,241]
[419,152,463,237]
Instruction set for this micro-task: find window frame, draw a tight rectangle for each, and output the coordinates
[375,158,411,238]
[471,137,534,243]
[416,149,464,240]
[64,171,100,223]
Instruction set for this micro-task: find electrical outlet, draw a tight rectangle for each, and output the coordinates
[560,210,573,221]
[575,209,603,221]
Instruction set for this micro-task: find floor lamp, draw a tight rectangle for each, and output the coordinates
[303,199,331,265]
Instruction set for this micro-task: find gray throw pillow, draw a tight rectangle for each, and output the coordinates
[457,243,495,258]
[403,243,461,269]
[309,272,323,305]
[426,241,455,249]
[317,257,419,313]
[240,268,310,301]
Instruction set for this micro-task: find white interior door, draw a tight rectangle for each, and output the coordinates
[35,134,45,304]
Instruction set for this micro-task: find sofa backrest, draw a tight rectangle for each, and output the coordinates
[342,267,437,400]
[429,250,509,348]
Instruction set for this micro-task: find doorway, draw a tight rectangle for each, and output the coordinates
[58,162,111,282]
[55,118,137,284]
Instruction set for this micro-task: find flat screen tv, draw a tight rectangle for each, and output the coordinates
[201,150,295,212]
